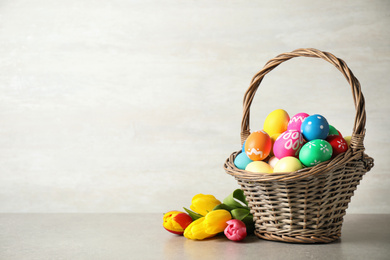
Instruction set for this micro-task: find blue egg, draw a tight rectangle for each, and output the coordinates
[300,114,329,141]
[234,152,253,170]
[242,141,246,153]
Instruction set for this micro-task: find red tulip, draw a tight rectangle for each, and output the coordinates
[224,219,247,241]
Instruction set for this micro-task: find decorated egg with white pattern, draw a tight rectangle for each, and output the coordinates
[287,112,309,131]
[326,135,348,158]
[301,114,329,141]
[244,130,272,161]
[273,130,304,159]
[299,139,333,167]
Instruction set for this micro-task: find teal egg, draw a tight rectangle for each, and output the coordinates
[234,152,253,170]
[299,139,333,167]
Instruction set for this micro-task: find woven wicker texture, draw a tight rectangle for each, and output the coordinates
[224,48,374,243]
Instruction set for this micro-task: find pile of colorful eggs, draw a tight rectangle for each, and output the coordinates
[234,109,351,173]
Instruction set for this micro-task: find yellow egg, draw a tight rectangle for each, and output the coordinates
[245,161,273,173]
[344,136,352,147]
[263,109,290,137]
[273,156,303,173]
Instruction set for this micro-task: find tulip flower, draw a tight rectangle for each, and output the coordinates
[184,217,214,240]
[184,209,232,240]
[204,209,232,234]
[224,219,247,241]
[163,210,193,235]
[190,194,221,216]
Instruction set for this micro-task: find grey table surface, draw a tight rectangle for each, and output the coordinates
[1,213,389,260]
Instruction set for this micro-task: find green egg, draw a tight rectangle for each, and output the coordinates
[328,125,339,136]
[299,139,333,167]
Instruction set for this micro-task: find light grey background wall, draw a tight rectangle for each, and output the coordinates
[0,0,389,213]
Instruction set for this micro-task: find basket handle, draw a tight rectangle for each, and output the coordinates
[241,48,366,152]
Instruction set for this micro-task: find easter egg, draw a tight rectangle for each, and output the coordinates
[344,136,352,147]
[328,125,339,136]
[263,109,290,137]
[287,112,309,131]
[273,156,303,173]
[242,141,246,153]
[301,114,329,141]
[299,139,333,167]
[245,130,272,161]
[245,161,273,173]
[326,135,348,158]
[273,130,304,159]
[268,156,279,168]
[234,152,253,170]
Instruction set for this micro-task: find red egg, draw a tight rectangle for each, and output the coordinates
[245,130,272,161]
[326,135,348,158]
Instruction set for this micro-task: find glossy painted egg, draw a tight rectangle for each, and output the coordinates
[242,141,246,153]
[234,152,253,170]
[245,161,273,173]
[273,130,304,159]
[301,114,329,141]
[326,135,348,158]
[268,156,279,168]
[263,109,290,137]
[273,156,303,173]
[287,112,309,131]
[245,130,272,161]
[344,136,352,147]
[328,125,339,136]
[299,139,333,167]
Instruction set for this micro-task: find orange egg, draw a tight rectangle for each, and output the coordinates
[244,130,272,161]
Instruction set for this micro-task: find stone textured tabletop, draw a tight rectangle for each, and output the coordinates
[1,214,389,260]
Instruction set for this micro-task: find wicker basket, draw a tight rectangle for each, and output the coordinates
[223,48,374,243]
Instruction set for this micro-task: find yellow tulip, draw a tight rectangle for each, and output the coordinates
[204,209,232,234]
[183,210,232,240]
[190,194,221,216]
[183,217,214,240]
[163,211,193,235]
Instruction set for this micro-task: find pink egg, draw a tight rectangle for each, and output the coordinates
[287,113,309,131]
[273,130,305,159]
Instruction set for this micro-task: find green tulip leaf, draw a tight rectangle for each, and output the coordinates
[183,207,203,220]
[242,214,255,234]
[223,189,248,208]
[231,208,250,221]
[212,203,234,212]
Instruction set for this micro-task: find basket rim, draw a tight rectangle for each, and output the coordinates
[224,144,373,182]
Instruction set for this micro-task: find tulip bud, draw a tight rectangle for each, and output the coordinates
[163,211,193,235]
[204,209,232,234]
[190,194,221,216]
[184,217,214,240]
[224,219,247,241]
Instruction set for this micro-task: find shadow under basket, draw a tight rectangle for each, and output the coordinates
[223,48,374,244]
